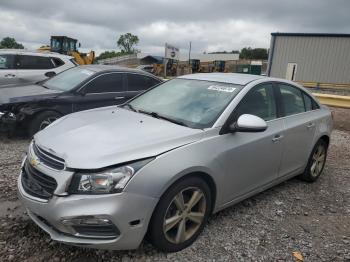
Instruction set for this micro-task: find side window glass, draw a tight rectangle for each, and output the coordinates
[51,58,65,67]
[312,99,320,110]
[235,84,277,121]
[0,54,15,69]
[148,77,160,88]
[303,93,313,111]
[279,84,305,116]
[84,73,123,94]
[127,74,158,91]
[17,55,54,69]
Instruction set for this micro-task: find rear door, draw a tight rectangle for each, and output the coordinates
[16,54,56,84]
[0,54,18,87]
[126,73,160,100]
[277,83,317,177]
[73,72,127,112]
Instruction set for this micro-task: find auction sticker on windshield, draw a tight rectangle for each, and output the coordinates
[207,85,236,93]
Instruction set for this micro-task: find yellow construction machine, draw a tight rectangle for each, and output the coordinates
[37,36,95,65]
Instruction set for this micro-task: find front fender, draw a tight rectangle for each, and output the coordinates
[125,135,226,212]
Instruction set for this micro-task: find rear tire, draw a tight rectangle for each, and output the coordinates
[299,139,328,182]
[28,111,61,137]
[148,176,212,252]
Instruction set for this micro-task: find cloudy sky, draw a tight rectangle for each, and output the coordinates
[1,0,349,56]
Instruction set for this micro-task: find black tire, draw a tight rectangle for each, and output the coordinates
[28,111,61,137]
[148,176,212,252]
[299,139,328,182]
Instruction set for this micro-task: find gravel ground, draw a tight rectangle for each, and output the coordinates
[0,129,349,262]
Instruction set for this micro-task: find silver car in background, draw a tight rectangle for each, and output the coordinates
[18,73,332,252]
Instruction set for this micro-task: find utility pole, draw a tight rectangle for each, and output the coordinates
[188,41,191,65]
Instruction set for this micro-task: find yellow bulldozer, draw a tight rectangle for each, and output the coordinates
[37,36,95,65]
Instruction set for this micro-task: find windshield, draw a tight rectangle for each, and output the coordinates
[43,67,95,91]
[128,78,243,129]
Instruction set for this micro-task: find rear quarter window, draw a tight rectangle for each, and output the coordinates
[303,93,313,111]
[51,57,65,67]
[127,73,160,91]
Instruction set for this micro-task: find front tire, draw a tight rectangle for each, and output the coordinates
[299,139,328,182]
[28,111,61,137]
[148,176,212,252]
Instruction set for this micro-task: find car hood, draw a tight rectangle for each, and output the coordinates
[35,107,204,169]
[0,84,62,104]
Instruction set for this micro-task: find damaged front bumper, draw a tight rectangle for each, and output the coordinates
[0,111,18,132]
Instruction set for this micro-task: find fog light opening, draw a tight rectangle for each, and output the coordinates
[129,219,141,227]
[61,216,120,239]
[61,216,112,226]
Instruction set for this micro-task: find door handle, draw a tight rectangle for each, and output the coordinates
[272,134,284,143]
[114,96,125,100]
[306,123,315,129]
[4,74,16,78]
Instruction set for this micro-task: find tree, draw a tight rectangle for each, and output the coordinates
[209,50,239,54]
[239,47,268,60]
[95,50,124,61]
[0,37,24,49]
[117,33,139,53]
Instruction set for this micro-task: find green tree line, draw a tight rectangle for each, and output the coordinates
[0,37,24,49]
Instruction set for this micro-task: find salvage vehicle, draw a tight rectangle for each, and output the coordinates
[18,73,332,252]
[0,50,76,87]
[0,65,161,136]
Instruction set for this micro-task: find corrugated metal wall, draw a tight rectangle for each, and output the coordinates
[269,36,350,84]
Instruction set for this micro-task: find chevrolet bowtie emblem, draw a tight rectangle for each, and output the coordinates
[29,157,39,167]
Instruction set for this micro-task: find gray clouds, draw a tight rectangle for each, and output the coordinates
[0,0,349,55]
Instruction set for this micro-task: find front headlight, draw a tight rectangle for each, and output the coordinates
[68,158,154,194]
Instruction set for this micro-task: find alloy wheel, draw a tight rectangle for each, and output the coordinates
[310,144,326,177]
[163,187,206,244]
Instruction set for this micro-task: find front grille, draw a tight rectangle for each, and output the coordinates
[33,143,65,170]
[21,161,57,200]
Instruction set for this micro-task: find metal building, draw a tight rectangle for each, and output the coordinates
[267,33,350,85]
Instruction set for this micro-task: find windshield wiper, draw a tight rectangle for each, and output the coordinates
[138,110,188,127]
[41,83,49,89]
[122,103,138,112]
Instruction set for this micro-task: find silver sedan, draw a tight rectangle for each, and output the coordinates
[18,73,332,252]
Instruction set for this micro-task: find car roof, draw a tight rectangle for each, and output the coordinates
[178,73,266,85]
[78,64,159,78]
[0,49,73,59]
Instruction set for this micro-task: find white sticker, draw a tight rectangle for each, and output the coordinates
[81,69,94,76]
[208,85,236,93]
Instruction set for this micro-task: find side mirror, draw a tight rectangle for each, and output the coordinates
[229,114,267,132]
[45,71,56,78]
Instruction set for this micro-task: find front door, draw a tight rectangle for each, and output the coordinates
[16,54,56,84]
[73,72,128,112]
[218,83,285,202]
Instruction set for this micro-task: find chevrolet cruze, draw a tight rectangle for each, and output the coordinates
[18,73,332,252]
